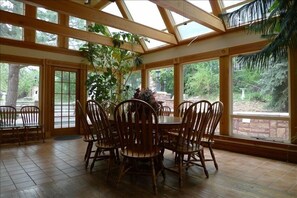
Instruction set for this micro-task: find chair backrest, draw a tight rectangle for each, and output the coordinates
[0,106,17,127]
[20,106,40,126]
[101,100,117,116]
[113,99,160,157]
[76,100,95,141]
[203,101,224,141]
[176,100,212,150]
[160,105,171,116]
[86,100,115,146]
[177,101,193,117]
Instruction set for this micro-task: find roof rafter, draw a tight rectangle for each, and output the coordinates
[0,10,144,53]
[150,0,226,32]
[22,0,178,45]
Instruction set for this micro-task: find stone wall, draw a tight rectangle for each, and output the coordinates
[233,118,289,142]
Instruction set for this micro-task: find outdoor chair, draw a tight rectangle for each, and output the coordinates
[0,106,20,145]
[20,106,44,143]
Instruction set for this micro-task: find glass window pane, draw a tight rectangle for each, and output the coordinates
[124,71,141,100]
[69,83,76,94]
[145,38,168,49]
[231,55,289,142]
[37,7,58,24]
[69,38,87,51]
[36,31,57,46]
[232,56,288,113]
[62,71,70,82]
[0,0,24,15]
[177,21,213,40]
[148,67,174,110]
[183,59,220,102]
[124,0,166,30]
[0,63,40,111]
[69,16,87,30]
[0,23,23,40]
[102,3,122,17]
[186,0,212,13]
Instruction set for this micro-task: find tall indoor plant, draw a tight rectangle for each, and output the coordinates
[80,24,143,104]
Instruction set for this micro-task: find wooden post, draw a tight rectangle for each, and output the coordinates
[289,48,297,144]
[219,55,230,136]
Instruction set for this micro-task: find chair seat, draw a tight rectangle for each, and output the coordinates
[201,137,214,144]
[163,142,202,154]
[96,141,117,150]
[121,145,162,158]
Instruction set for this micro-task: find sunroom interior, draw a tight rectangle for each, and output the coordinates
[0,0,296,165]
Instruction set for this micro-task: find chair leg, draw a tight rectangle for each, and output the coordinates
[151,158,157,195]
[90,147,99,172]
[197,150,209,178]
[209,145,218,170]
[85,142,93,168]
[117,157,127,184]
[178,154,183,187]
[84,142,92,161]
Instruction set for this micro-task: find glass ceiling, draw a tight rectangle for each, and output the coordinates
[81,0,251,52]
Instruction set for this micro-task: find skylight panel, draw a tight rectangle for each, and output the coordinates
[186,0,212,13]
[145,38,168,50]
[222,0,246,8]
[102,2,122,18]
[177,21,213,40]
[124,0,166,30]
[171,11,190,25]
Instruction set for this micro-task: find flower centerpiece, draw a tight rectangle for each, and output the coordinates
[133,88,160,113]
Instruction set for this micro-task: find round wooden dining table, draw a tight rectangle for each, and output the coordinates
[157,115,182,130]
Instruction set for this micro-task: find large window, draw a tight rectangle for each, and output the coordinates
[183,59,220,103]
[0,63,40,124]
[231,55,289,142]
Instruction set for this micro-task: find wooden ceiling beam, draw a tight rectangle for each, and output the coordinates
[209,0,222,17]
[0,10,144,53]
[150,0,226,32]
[22,0,177,45]
[157,6,179,40]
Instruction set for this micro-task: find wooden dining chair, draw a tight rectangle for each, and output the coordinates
[201,101,224,170]
[114,99,165,195]
[176,101,193,117]
[76,100,97,169]
[86,100,119,176]
[163,100,212,187]
[20,106,44,143]
[160,105,172,116]
[0,106,20,145]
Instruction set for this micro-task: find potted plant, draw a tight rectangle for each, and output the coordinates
[80,24,144,104]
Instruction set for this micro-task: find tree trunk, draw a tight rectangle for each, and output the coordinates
[6,64,20,107]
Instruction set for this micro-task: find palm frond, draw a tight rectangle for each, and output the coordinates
[220,0,297,68]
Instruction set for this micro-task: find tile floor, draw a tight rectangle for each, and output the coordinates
[1,137,297,197]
